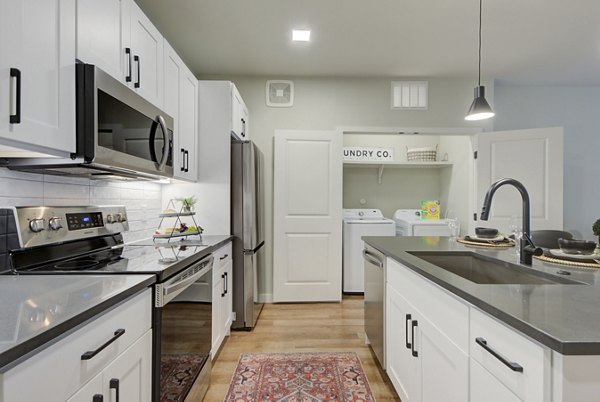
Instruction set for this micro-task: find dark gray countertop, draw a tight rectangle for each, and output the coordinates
[0,274,155,371]
[364,236,600,355]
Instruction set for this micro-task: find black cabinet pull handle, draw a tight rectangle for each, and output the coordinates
[125,48,132,82]
[184,150,189,172]
[134,55,140,88]
[411,320,418,357]
[241,118,246,137]
[93,395,103,402]
[180,148,185,171]
[405,314,412,349]
[10,68,21,124]
[220,254,229,260]
[110,378,120,402]
[81,329,125,360]
[221,273,225,297]
[476,337,523,372]
[224,272,228,294]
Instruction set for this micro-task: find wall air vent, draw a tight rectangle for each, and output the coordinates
[266,80,294,107]
[391,81,428,110]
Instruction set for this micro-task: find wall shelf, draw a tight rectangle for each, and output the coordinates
[343,161,453,184]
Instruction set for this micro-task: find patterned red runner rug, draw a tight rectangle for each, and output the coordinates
[224,352,375,402]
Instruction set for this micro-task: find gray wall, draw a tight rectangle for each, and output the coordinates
[493,83,600,239]
[202,75,491,300]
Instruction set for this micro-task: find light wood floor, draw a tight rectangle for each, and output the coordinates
[201,295,400,401]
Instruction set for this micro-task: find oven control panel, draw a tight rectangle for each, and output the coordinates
[11,206,129,248]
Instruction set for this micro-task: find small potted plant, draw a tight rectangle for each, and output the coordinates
[593,218,600,254]
[177,196,197,212]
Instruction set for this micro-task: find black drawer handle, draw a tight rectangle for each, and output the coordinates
[110,378,120,402]
[125,48,132,82]
[411,320,418,357]
[220,254,229,260]
[134,55,140,88]
[405,314,412,349]
[476,337,523,372]
[224,272,228,294]
[180,148,185,171]
[221,273,226,297]
[10,68,21,124]
[93,395,103,402]
[81,329,125,360]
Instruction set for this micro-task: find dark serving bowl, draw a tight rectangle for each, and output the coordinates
[475,227,499,239]
[557,238,597,255]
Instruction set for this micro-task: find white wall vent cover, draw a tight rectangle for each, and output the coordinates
[266,80,294,107]
[391,81,428,110]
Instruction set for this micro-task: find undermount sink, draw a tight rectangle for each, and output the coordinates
[408,251,584,285]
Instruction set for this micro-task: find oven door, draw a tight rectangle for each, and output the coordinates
[153,255,213,402]
[82,64,174,178]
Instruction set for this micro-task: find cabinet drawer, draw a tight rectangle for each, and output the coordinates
[386,258,469,353]
[470,307,550,401]
[213,241,232,277]
[1,289,152,402]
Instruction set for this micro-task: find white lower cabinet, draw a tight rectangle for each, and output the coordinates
[212,241,233,357]
[386,261,468,402]
[0,289,152,402]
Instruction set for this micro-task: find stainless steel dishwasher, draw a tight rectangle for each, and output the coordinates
[363,244,385,368]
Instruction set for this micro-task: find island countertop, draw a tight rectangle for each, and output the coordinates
[364,236,600,355]
[0,274,155,371]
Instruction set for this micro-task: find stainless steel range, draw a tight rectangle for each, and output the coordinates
[1,206,213,402]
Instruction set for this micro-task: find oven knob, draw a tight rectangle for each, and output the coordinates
[115,213,123,223]
[29,218,46,233]
[48,217,63,231]
[106,214,115,224]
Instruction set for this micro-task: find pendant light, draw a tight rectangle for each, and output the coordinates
[465,0,495,121]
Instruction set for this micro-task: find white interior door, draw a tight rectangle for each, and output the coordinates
[273,129,342,302]
[474,127,563,235]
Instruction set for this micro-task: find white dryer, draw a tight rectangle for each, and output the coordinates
[393,209,452,236]
[343,209,395,293]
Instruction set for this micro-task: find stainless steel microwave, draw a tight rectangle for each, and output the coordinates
[2,64,174,180]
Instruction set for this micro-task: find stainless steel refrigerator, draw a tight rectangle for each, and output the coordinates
[231,140,265,329]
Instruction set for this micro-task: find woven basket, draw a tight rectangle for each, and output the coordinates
[406,145,438,162]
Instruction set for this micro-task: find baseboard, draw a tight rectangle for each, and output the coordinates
[258,293,273,303]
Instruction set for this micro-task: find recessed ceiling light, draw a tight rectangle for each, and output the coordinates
[292,29,311,42]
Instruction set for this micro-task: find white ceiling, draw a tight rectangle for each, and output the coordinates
[137,0,600,85]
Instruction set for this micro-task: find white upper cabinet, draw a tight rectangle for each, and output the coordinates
[0,0,76,155]
[164,40,198,182]
[76,0,131,82]
[231,84,249,140]
[77,0,164,108]
[130,1,164,108]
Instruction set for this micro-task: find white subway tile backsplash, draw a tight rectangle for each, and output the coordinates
[0,168,164,242]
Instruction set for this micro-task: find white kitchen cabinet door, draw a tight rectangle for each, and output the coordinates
[473,127,563,234]
[221,258,233,331]
[101,329,152,402]
[163,42,182,172]
[386,284,421,402]
[212,266,224,357]
[471,358,522,402]
[130,1,163,108]
[273,129,343,302]
[76,0,131,82]
[231,84,249,140]
[419,315,469,402]
[178,65,198,181]
[0,0,76,155]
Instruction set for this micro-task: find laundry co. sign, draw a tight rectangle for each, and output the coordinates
[343,147,394,161]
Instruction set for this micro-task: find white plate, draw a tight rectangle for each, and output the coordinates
[466,234,505,242]
[548,249,599,262]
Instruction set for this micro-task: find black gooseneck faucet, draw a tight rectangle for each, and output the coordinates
[480,178,543,265]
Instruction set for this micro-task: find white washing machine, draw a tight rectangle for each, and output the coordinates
[393,209,452,236]
[343,209,395,293]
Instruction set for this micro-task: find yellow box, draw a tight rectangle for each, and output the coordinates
[421,200,440,220]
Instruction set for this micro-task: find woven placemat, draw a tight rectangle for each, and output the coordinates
[534,254,600,269]
[457,238,515,248]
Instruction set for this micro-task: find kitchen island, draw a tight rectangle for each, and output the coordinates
[364,235,600,402]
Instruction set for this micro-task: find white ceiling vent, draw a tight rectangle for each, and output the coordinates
[266,80,294,107]
[391,81,428,110]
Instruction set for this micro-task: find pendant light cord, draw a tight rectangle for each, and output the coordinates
[478,0,482,86]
